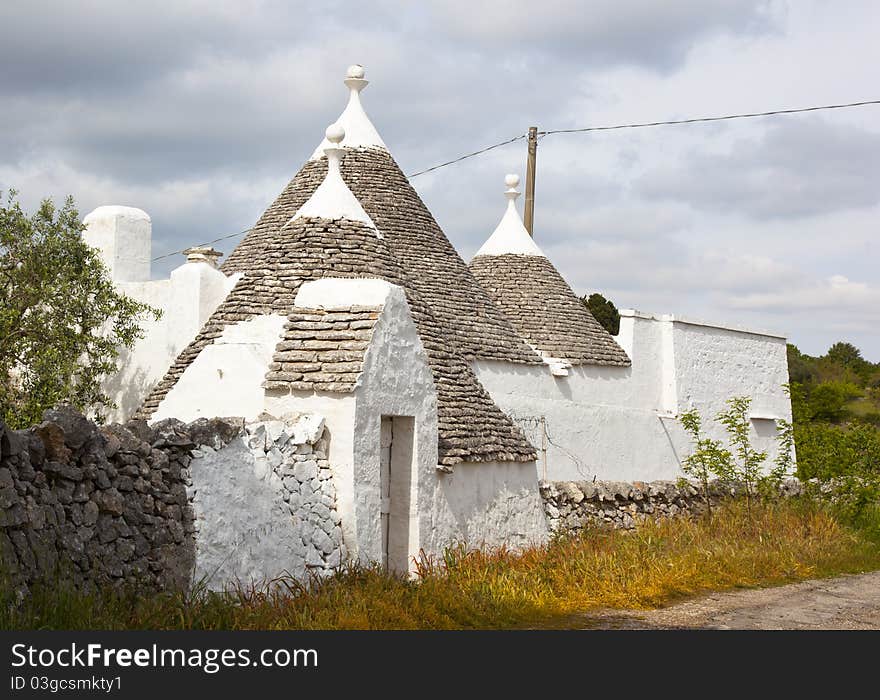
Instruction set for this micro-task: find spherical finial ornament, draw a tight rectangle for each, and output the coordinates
[346,64,365,79]
[505,173,520,189]
[325,123,345,144]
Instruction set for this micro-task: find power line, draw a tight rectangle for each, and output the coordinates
[539,98,880,136]
[152,98,880,259]
[406,98,880,178]
[406,133,527,178]
[151,227,252,262]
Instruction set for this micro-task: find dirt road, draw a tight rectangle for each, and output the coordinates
[577,571,880,629]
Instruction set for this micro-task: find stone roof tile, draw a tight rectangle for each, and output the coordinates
[136,215,536,466]
[469,254,631,366]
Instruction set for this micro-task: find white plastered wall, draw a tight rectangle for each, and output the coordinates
[427,460,550,553]
[152,314,287,423]
[266,279,439,572]
[83,206,151,283]
[83,206,238,422]
[473,309,791,482]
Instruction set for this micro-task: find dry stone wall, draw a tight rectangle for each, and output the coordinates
[540,478,804,534]
[0,408,202,596]
[0,408,346,596]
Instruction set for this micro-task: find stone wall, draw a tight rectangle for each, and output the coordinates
[0,408,345,596]
[540,478,803,535]
[187,414,345,590]
[0,408,201,596]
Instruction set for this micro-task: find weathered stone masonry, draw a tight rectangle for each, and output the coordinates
[540,478,804,535]
[0,408,198,595]
[0,409,345,595]
[187,414,346,588]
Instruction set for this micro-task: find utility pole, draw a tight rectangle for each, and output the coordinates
[524,126,538,236]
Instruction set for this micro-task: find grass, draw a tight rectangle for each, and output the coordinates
[3,499,880,630]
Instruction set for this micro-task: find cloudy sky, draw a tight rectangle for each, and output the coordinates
[2,0,878,359]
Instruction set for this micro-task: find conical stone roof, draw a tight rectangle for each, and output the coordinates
[469,175,630,367]
[136,86,539,466]
[223,149,543,366]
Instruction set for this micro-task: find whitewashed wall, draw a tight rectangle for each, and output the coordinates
[474,309,791,482]
[267,280,550,572]
[154,314,287,423]
[83,206,236,422]
[427,460,550,554]
[188,415,345,590]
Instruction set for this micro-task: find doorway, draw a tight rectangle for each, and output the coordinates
[379,415,415,574]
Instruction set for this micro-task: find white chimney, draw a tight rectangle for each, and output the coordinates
[82,205,152,282]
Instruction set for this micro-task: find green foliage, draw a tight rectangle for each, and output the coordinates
[0,191,160,428]
[679,408,731,516]
[582,292,620,335]
[680,396,794,519]
[825,342,865,369]
[806,381,863,422]
[795,422,880,481]
[786,343,818,385]
[785,342,880,514]
[788,342,880,391]
[715,396,770,513]
[822,474,880,542]
[770,417,796,496]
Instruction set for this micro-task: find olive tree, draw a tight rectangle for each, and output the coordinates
[1,191,160,428]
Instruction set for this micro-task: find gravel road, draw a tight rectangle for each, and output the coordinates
[577,571,880,629]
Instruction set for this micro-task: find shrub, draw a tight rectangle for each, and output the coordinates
[795,422,880,481]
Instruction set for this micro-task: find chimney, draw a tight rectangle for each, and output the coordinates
[183,246,223,268]
[82,206,152,282]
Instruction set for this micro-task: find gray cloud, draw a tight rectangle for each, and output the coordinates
[636,118,880,219]
[1,1,879,360]
[429,0,778,70]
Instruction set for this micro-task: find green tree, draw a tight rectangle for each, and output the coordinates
[0,191,160,428]
[826,342,865,370]
[807,381,863,423]
[583,292,620,335]
[786,343,818,385]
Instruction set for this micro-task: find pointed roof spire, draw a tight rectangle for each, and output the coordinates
[469,173,630,367]
[474,174,545,257]
[291,124,377,229]
[309,64,387,160]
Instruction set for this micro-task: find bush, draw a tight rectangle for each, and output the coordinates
[807,381,863,423]
[680,396,790,518]
[795,422,880,481]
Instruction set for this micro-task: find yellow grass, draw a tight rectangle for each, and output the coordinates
[4,499,879,629]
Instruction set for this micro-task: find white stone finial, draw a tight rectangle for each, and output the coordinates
[290,123,376,229]
[309,64,386,160]
[473,172,544,258]
[504,173,521,202]
[325,123,345,145]
[503,173,522,206]
[344,64,368,93]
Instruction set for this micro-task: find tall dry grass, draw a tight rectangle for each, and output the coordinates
[3,499,879,630]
